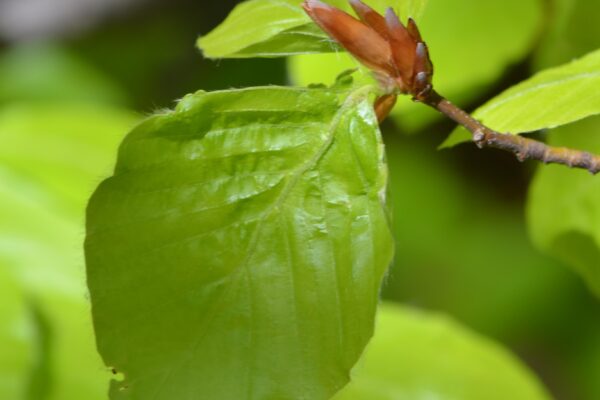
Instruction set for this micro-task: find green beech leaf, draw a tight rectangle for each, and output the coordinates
[444,48,600,147]
[333,303,552,400]
[527,115,600,297]
[85,86,394,399]
[289,0,542,133]
[198,0,427,58]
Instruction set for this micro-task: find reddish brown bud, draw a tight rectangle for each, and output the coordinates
[348,0,389,39]
[413,42,433,95]
[384,8,417,87]
[406,18,423,42]
[302,0,395,77]
[303,0,434,97]
[374,94,398,122]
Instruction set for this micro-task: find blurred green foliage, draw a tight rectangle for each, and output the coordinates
[334,303,551,400]
[1,0,599,399]
[0,44,139,399]
[534,0,600,70]
[527,116,600,296]
[0,267,35,399]
[0,44,126,106]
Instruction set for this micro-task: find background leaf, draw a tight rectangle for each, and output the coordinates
[0,43,127,106]
[444,48,600,147]
[198,0,428,58]
[333,303,552,400]
[0,268,36,400]
[85,86,394,400]
[0,102,139,400]
[534,0,600,71]
[526,115,600,297]
[380,133,576,340]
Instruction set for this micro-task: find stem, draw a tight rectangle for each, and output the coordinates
[420,91,600,175]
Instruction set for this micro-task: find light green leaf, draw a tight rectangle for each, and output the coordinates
[85,86,394,400]
[334,303,552,400]
[527,115,600,297]
[198,0,427,58]
[289,0,542,133]
[0,103,140,400]
[444,49,600,147]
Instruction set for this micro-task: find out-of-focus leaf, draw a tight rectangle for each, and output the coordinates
[534,0,600,71]
[527,115,600,297]
[0,268,36,400]
[560,321,600,400]
[198,0,427,58]
[0,103,140,400]
[289,0,542,132]
[85,86,394,400]
[333,303,552,400]
[0,43,127,106]
[0,104,138,212]
[379,135,575,339]
[444,49,600,147]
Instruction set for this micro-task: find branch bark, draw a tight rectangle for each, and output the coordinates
[419,91,600,175]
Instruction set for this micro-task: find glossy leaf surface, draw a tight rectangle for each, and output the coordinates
[527,115,600,297]
[334,303,552,400]
[198,0,427,58]
[444,49,600,147]
[85,86,394,399]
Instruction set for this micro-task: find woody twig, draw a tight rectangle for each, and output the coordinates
[419,91,600,174]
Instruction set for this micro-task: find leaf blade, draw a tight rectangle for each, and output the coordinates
[86,86,394,399]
